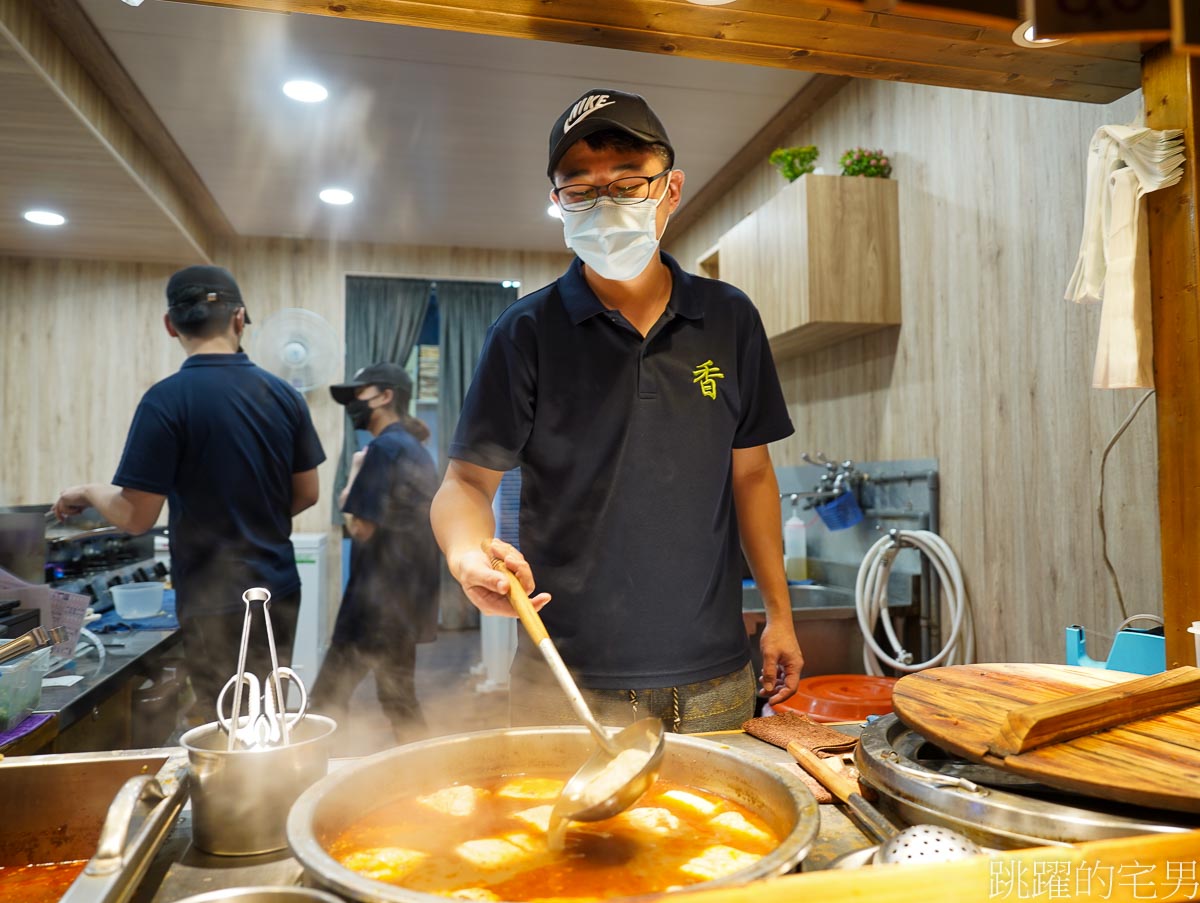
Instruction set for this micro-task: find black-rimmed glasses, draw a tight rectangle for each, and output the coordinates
[552,170,671,213]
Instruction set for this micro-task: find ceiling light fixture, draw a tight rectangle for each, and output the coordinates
[319,188,354,206]
[120,0,146,6]
[1012,19,1067,46]
[283,80,328,103]
[501,280,522,289]
[547,203,562,220]
[685,0,737,5]
[24,210,67,227]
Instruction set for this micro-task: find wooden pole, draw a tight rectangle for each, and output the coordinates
[1142,45,1200,668]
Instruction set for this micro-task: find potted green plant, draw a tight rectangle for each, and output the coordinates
[769,145,819,182]
[839,147,892,178]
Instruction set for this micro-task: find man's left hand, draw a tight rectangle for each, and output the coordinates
[758,620,804,705]
[52,485,92,522]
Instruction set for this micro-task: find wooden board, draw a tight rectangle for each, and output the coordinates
[891,663,1200,813]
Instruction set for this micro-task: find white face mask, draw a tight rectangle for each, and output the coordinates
[561,188,670,282]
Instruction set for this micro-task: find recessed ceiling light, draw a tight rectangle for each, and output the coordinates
[283,80,328,103]
[547,203,562,220]
[120,0,146,6]
[24,210,66,226]
[1012,19,1067,47]
[686,0,737,5]
[319,188,354,206]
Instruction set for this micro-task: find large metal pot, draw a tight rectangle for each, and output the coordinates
[287,726,819,903]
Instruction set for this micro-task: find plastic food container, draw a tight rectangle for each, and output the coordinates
[0,646,52,731]
[111,582,165,620]
[772,673,897,723]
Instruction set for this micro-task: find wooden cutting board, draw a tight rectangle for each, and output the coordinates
[891,663,1200,814]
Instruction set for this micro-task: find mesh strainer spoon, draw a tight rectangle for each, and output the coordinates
[790,743,981,865]
[876,824,981,864]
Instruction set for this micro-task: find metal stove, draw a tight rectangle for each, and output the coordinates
[855,714,1200,848]
[44,516,167,612]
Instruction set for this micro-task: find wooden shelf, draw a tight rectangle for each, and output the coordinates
[695,242,721,280]
[716,174,901,358]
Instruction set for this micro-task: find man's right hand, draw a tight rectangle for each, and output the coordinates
[451,538,551,617]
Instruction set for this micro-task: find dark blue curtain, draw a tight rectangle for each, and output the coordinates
[334,276,433,522]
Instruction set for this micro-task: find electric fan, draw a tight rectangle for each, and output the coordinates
[248,308,339,393]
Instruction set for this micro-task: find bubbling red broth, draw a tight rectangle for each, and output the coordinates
[326,774,781,902]
[0,860,88,902]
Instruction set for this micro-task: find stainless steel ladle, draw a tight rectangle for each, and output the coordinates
[489,555,665,844]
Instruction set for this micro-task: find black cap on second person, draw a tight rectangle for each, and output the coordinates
[165,265,250,324]
[330,362,413,405]
[547,88,673,179]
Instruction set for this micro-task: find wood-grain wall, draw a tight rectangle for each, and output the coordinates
[0,239,571,609]
[668,81,1159,664]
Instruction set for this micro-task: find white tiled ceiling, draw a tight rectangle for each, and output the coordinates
[79,0,811,252]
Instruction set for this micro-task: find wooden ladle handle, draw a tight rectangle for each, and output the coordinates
[788,742,860,803]
[489,553,549,644]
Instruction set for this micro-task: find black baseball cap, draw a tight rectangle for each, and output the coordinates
[165,265,250,324]
[547,88,673,179]
[330,362,413,405]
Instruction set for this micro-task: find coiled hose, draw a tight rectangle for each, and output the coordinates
[855,529,975,674]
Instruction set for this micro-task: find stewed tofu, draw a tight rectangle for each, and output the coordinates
[709,810,773,845]
[337,847,427,882]
[417,785,487,817]
[455,836,536,870]
[678,845,762,881]
[512,804,554,833]
[656,789,719,817]
[616,806,681,835]
[496,777,566,801]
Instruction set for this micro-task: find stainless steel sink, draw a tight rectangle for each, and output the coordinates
[742,582,856,615]
[742,583,863,673]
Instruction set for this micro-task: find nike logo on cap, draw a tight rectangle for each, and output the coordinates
[563,94,617,133]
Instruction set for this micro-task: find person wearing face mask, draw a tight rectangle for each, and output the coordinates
[431,89,803,733]
[52,265,325,725]
[312,363,440,738]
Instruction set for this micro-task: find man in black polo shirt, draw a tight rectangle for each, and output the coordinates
[53,265,326,724]
[431,89,803,732]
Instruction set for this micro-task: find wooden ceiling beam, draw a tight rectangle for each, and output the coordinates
[35,0,234,239]
[165,0,1141,103]
[0,0,214,262]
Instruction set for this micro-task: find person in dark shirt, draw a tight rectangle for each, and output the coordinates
[312,362,440,738]
[431,89,803,733]
[53,265,326,724]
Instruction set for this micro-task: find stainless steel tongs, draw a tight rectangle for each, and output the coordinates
[217,588,307,751]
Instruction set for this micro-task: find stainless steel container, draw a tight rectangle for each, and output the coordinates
[287,725,819,903]
[182,715,336,856]
[173,888,344,903]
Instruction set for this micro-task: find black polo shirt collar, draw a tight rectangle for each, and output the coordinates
[558,252,705,327]
[180,352,253,369]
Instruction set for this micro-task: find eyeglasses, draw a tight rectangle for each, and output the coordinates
[552,170,671,213]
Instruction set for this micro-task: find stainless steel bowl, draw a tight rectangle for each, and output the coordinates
[173,888,344,902]
[287,726,819,903]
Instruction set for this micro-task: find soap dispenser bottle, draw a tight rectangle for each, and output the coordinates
[784,494,807,581]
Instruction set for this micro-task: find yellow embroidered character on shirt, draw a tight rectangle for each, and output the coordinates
[692,360,724,400]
